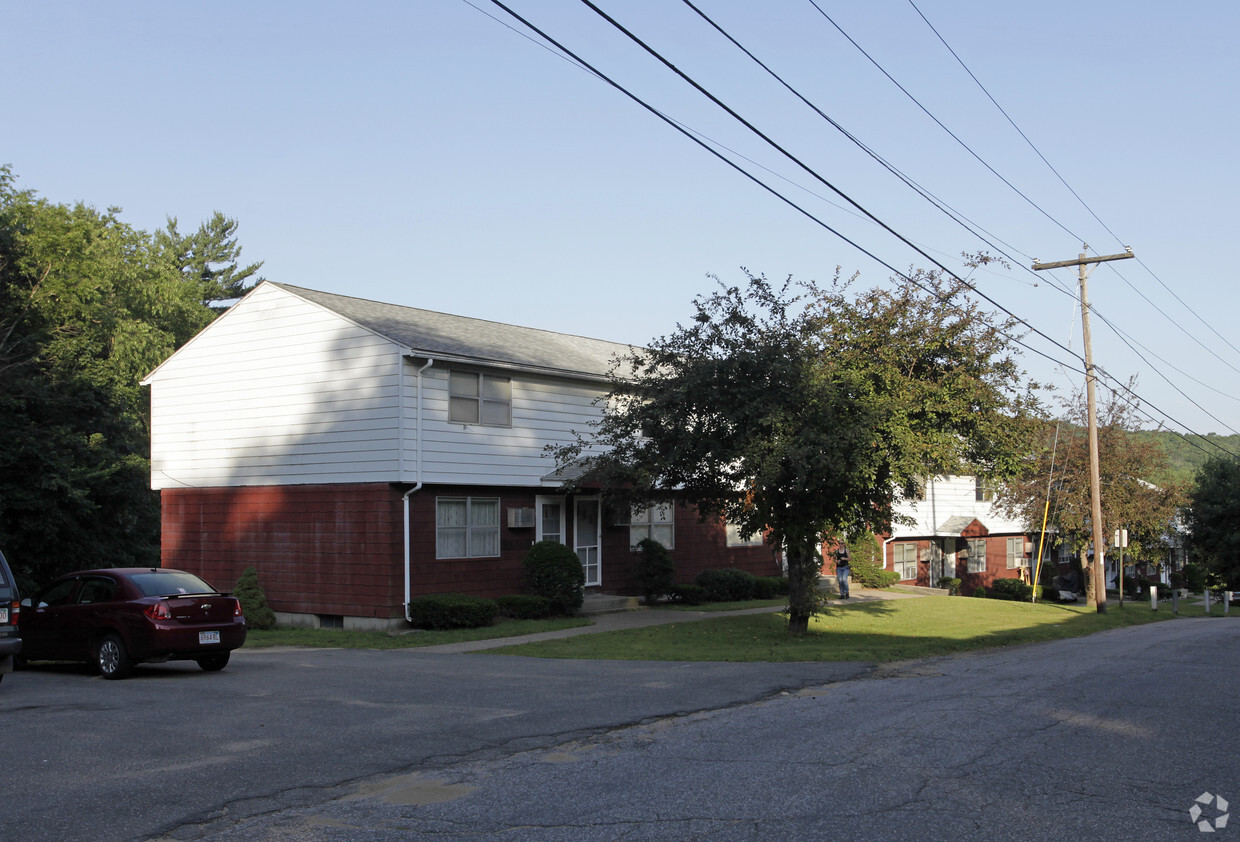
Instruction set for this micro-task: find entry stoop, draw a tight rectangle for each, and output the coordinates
[581,593,641,615]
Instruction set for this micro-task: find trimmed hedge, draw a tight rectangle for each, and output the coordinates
[524,540,586,615]
[496,594,555,620]
[989,578,1033,602]
[938,577,962,596]
[407,593,499,630]
[235,566,276,630]
[695,568,757,602]
[753,576,789,599]
[669,583,708,605]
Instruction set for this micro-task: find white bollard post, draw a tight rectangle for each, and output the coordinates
[1228,593,1233,616]
[1150,585,1158,611]
[1204,590,1212,615]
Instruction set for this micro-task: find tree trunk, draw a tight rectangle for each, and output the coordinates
[785,543,823,636]
[1080,547,1097,608]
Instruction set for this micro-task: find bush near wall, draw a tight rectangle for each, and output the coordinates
[496,594,556,620]
[234,566,276,630]
[938,577,962,596]
[753,576,789,599]
[989,578,1033,602]
[695,568,757,602]
[635,538,675,605]
[524,540,586,615]
[407,593,499,629]
[669,583,708,605]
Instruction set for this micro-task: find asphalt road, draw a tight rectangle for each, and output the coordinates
[3,618,1237,841]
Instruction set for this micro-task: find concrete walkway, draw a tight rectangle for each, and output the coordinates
[413,586,930,654]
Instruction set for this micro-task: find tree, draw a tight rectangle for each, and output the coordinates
[1185,456,1240,587]
[0,168,222,588]
[994,385,1184,606]
[552,270,1037,634]
[157,211,264,304]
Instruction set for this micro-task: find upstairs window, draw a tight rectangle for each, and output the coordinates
[449,371,511,427]
[975,477,995,502]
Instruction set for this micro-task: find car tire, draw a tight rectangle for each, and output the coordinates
[96,634,132,680]
[196,652,230,672]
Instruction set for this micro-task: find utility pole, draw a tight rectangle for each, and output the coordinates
[1033,246,1134,614]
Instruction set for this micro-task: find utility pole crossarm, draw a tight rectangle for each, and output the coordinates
[1032,251,1134,271]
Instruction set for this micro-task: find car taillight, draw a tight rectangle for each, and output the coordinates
[144,602,172,620]
[233,598,244,617]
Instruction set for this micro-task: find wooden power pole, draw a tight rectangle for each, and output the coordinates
[1033,246,1134,613]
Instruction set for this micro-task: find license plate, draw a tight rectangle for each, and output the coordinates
[199,630,221,645]
[0,608,7,624]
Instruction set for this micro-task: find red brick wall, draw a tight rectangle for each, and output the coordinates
[162,484,784,618]
[161,484,405,619]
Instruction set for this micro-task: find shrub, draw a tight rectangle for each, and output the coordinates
[938,577,962,596]
[846,532,892,588]
[668,583,708,605]
[235,566,276,630]
[496,594,555,620]
[635,538,675,605]
[989,578,1033,602]
[1183,562,1208,593]
[1121,575,1140,596]
[1040,586,1058,602]
[753,576,789,599]
[973,586,988,598]
[523,540,586,615]
[1169,571,1185,590]
[407,593,498,630]
[695,568,757,602]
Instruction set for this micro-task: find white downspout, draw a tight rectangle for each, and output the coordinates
[404,357,434,622]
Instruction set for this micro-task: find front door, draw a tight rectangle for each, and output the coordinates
[536,496,566,545]
[575,497,601,587]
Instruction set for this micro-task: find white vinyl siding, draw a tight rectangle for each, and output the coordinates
[145,285,403,488]
[436,497,500,558]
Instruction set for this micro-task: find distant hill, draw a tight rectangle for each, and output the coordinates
[1135,430,1240,486]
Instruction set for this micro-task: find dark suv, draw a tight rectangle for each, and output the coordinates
[0,549,21,685]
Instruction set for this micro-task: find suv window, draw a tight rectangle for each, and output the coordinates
[0,551,11,603]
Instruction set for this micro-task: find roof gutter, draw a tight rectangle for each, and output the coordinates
[403,356,434,623]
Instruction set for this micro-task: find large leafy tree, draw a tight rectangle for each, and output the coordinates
[994,386,1183,606]
[553,270,1038,634]
[1185,456,1240,587]
[0,168,219,588]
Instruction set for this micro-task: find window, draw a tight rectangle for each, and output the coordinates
[630,502,674,549]
[725,522,763,547]
[449,371,511,427]
[893,543,918,580]
[436,497,501,558]
[1006,536,1029,569]
[967,538,987,574]
[975,477,995,502]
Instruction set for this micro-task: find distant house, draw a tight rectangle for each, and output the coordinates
[875,475,1040,591]
[142,282,776,629]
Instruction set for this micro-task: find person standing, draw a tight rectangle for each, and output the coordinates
[835,545,852,599]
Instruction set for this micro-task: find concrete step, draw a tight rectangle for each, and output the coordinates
[580,593,641,615]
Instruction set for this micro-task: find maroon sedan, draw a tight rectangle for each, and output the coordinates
[19,568,246,679]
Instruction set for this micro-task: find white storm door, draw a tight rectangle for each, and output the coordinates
[575,497,601,587]
[536,496,566,545]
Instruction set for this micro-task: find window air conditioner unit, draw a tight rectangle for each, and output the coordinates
[507,507,535,529]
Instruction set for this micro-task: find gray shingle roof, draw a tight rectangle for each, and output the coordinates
[272,282,635,380]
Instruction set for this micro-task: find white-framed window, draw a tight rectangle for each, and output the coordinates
[1006,536,1029,569]
[630,502,674,549]
[975,477,995,502]
[893,543,918,580]
[436,497,500,558]
[449,371,511,427]
[725,522,763,548]
[967,538,987,574]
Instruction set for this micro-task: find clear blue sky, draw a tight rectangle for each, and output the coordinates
[6,1,1239,439]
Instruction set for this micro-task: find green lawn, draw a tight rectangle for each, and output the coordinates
[243,616,590,650]
[491,596,1187,662]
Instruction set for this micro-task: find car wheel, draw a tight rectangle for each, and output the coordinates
[96,634,132,680]
[196,652,230,672]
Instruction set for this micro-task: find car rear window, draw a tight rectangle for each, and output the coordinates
[0,551,12,601]
[129,571,217,597]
